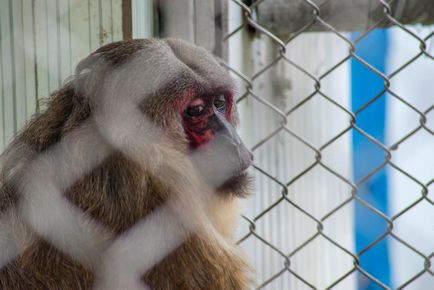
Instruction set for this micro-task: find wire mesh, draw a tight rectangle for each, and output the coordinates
[0,0,433,289]
[222,0,434,289]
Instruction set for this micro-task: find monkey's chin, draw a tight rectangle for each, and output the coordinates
[216,171,252,197]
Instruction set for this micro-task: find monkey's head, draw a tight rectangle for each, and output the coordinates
[73,38,252,196]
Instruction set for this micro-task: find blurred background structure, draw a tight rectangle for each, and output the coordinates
[0,0,433,289]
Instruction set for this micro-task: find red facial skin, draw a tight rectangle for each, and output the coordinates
[179,92,234,150]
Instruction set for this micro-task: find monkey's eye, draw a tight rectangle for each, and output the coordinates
[186,105,205,116]
[213,95,227,112]
[186,98,205,117]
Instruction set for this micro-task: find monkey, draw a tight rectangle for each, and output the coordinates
[0,38,253,290]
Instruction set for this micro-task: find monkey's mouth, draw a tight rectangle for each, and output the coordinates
[217,171,251,196]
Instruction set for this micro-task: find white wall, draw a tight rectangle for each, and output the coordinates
[229,3,355,289]
[387,25,434,289]
[0,0,124,152]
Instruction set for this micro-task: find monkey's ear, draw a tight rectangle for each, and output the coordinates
[75,52,103,75]
[73,52,107,98]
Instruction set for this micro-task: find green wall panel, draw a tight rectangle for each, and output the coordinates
[0,0,147,152]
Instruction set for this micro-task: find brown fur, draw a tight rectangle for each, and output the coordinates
[0,39,251,290]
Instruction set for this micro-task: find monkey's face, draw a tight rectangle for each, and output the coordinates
[76,38,252,196]
[181,92,253,195]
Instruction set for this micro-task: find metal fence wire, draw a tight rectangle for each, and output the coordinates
[0,0,433,289]
[221,0,434,289]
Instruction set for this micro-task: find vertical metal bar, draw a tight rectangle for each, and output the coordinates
[122,0,132,39]
[192,0,197,44]
[0,15,4,150]
[214,0,228,59]
[67,0,72,75]
[21,0,36,118]
[110,0,114,42]
[157,0,227,55]
[88,0,100,50]
[31,0,39,113]
[10,0,29,128]
[56,0,62,88]
[57,0,71,81]
[112,0,124,40]
[157,0,194,43]
[20,0,28,118]
[98,0,102,45]
[87,0,92,52]
[44,0,51,92]
[8,0,17,134]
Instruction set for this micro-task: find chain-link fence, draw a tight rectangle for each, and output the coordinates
[221,0,434,289]
[0,0,433,289]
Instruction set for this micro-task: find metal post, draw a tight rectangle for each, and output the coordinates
[254,0,434,39]
[155,0,228,58]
